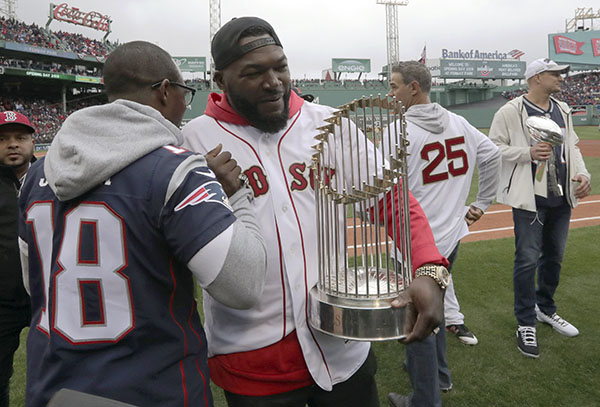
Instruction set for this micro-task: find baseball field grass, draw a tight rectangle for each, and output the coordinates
[373,225,600,406]
[11,226,599,406]
[9,127,599,406]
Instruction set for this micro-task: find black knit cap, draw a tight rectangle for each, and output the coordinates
[211,17,282,71]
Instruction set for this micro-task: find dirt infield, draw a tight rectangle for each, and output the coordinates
[465,140,600,242]
[463,195,600,243]
[579,139,600,157]
[35,140,600,245]
[346,195,600,249]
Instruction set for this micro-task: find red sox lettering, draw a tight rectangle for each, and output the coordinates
[242,163,337,197]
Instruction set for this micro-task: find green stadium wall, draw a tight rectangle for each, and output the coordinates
[449,104,598,128]
[184,88,599,128]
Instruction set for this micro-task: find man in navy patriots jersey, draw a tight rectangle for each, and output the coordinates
[18,41,267,406]
[490,58,590,358]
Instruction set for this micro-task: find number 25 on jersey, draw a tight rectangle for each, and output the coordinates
[420,136,469,184]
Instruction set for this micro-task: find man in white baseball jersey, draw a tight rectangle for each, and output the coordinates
[183,17,450,407]
[384,61,500,407]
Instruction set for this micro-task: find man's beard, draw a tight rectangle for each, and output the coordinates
[229,86,291,134]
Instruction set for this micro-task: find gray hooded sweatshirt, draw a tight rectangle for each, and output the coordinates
[45,99,183,201]
[405,102,448,135]
[41,99,266,309]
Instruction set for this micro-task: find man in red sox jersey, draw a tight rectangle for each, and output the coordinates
[384,61,500,407]
[183,17,449,406]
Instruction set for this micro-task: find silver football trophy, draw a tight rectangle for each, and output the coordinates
[308,95,413,341]
[526,115,564,196]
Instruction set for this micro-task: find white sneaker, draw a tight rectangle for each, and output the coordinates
[516,326,539,358]
[535,305,579,337]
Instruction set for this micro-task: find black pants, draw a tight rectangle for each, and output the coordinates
[0,306,30,407]
[224,348,379,407]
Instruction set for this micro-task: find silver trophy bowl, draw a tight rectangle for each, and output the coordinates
[525,115,563,146]
[308,95,413,341]
[525,115,564,194]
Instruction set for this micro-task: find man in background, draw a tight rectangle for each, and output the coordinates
[0,111,34,407]
[385,61,500,406]
[490,58,590,358]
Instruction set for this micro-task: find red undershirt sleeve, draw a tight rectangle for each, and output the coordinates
[373,181,449,275]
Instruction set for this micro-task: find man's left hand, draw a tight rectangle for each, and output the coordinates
[572,175,591,199]
[391,274,444,344]
[205,144,242,197]
[465,205,484,226]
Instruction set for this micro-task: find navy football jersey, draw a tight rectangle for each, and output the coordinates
[18,145,235,406]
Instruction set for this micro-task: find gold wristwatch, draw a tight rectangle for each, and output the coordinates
[414,264,451,290]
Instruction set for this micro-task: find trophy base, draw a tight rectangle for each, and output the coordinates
[308,285,409,341]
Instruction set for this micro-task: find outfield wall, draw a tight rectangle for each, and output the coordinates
[449,104,599,128]
[184,89,599,128]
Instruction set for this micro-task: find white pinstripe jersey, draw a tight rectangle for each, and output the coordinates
[384,108,499,257]
[182,102,371,391]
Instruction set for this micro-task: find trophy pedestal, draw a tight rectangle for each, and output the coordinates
[308,286,409,341]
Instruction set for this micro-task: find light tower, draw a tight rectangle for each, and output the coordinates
[209,0,221,90]
[565,7,600,32]
[376,0,408,79]
[0,0,18,19]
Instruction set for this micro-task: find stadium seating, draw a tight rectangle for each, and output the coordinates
[0,56,101,76]
[0,17,56,49]
[0,96,102,143]
[292,78,389,91]
[556,72,600,106]
[0,16,113,57]
[502,72,600,106]
[53,30,112,57]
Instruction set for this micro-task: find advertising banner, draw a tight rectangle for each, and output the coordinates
[1,67,102,83]
[1,41,107,64]
[332,58,371,73]
[172,57,207,72]
[4,41,77,59]
[548,31,600,69]
[440,59,526,79]
[75,75,103,84]
[440,60,526,79]
[50,3,111,32]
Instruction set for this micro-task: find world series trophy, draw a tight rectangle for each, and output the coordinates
[526,115,564,196]
[308,95,413,341]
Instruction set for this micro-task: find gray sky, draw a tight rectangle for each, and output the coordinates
[17,0,600,78]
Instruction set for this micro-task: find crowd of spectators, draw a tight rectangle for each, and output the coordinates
[185,78,210,90]
[0,56,101,76]
[53,30,112,57]
[501,88,527,100]
[555,72,600,106]
[0,96,102,143]
[0,17,56,49]
[292,78,388,90]
[502,72,600,106]
[0,17,112,58]
[364,79,387,89]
